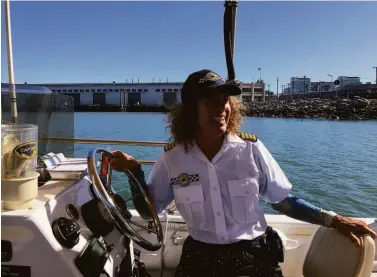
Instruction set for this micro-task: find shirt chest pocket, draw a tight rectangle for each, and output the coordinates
[227,178,261,224]
[173,185,206,229]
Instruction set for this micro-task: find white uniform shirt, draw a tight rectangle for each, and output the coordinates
[146,133,292,244]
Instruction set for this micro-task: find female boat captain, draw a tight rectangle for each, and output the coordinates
[110,69,376,277]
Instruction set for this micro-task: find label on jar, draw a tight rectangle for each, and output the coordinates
[13,141,37,159]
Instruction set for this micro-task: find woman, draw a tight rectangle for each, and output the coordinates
[111,69,376,277]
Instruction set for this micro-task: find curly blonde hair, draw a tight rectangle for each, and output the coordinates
[166,96,244,152]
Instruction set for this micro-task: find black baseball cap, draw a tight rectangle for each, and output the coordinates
[181,69,242,104]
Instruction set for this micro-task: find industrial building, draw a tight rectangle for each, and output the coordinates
[27,81,266,106]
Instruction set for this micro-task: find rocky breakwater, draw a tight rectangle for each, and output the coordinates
[244,97,377,120]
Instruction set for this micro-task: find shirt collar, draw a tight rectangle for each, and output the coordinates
[189,133,239,164]
[172,132,245,150]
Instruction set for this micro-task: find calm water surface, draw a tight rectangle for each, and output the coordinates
[70,112,376,218]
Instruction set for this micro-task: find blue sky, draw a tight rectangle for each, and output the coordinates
[1,1,377,92]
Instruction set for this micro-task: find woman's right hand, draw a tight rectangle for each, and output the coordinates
[110,150,140,172]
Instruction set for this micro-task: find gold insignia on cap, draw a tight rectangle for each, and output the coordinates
[199,72,223,83]
[238,132,257,143]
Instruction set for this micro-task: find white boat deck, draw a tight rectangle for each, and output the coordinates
[2,176,376,277]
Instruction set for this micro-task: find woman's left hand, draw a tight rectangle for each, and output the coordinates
[332,216,377,247]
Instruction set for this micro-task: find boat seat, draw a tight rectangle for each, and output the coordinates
[303,226,375,277]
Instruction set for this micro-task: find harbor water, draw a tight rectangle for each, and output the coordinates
[58,112,376,218]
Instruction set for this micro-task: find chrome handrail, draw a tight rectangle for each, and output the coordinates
[39,137,165,146]
[39,136,164,165]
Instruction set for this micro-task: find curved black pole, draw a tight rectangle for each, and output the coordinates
[224,0,238,82]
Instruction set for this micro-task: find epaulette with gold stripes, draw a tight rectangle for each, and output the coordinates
[164,142,176,152]
[238,132,257,142]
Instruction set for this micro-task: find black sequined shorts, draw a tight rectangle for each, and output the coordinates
[174,226,284,277]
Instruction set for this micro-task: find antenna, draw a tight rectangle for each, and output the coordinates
[4,0,18,123]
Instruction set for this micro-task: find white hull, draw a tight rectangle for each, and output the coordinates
[2,176,377,277]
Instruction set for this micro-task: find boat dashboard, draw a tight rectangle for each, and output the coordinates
[1,176,162,277]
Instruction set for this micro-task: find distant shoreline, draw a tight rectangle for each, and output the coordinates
[3,98,376,121]
[243,98,377,121]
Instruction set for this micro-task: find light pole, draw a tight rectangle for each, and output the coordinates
[373,66,377,84]
[277,77,279,100]
[303,75,306,94]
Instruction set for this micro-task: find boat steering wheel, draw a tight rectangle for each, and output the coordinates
[87,148,164,251]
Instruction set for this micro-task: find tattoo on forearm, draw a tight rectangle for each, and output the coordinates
[270,195,327,226]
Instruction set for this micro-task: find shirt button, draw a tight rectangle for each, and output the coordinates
[186,197,189,202]
[213,187,218,191]
[245,190,249,194]
[216,212,221,216]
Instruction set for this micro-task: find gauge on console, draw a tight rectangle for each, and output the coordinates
[66,204,79,221]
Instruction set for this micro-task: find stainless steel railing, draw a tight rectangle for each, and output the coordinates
[39,137,163,165]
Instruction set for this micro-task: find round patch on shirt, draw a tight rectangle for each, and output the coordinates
[178,173,190,187]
